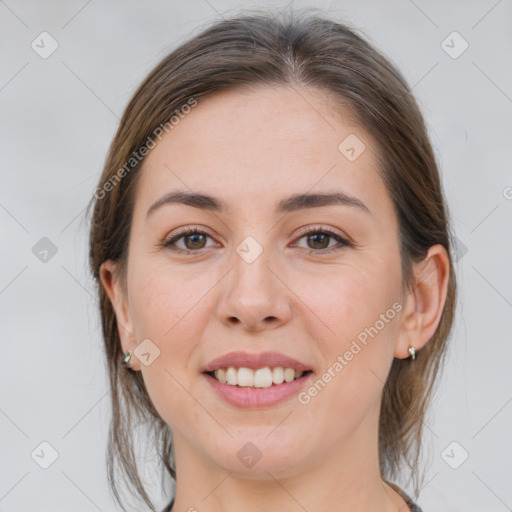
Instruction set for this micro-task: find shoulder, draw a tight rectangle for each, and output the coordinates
[384,480,423,512]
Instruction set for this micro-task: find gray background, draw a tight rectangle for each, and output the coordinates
[1,0,511,511]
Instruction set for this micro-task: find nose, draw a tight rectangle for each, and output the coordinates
[215,240,293,332]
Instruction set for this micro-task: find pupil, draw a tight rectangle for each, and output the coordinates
[309,233,328,249]
[187,234,205,249]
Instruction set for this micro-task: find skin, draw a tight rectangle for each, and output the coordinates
[100,84,450,512]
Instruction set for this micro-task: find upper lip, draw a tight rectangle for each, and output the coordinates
[202,351,312,373]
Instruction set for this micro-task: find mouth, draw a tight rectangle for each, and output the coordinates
[203,367,314,388]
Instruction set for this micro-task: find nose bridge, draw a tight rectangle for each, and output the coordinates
[231,233,276,299]
[216,232,292,330]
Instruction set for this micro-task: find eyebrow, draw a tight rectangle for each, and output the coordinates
[146,190,371,218]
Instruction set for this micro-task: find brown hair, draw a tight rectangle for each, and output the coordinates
[87,8,457,511]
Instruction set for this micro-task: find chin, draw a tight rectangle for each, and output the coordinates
[206,436,313,480]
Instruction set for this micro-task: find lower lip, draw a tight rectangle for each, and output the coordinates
[202,372,313,409]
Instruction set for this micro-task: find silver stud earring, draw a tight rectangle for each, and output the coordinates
[123,351,133,369]
[407,346,416,360]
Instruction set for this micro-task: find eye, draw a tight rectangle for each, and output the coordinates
[293,226,352,253]
[163,227,216,253]
[162,225,352,255]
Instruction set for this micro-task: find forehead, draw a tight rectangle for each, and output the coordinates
[133,84,389,219]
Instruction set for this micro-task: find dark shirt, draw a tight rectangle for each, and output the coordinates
[386,480,424,512]
[403,494,423,511]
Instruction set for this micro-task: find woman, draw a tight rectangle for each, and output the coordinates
[87,9,456,512]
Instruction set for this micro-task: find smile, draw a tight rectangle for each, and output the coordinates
[203,369,314,409]
[207,366,312,388]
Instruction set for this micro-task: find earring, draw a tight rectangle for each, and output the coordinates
[123,351,133,369]
[407,345,416,360]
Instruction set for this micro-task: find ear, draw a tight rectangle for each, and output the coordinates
[99,260,140,370]
[395,244,450,359]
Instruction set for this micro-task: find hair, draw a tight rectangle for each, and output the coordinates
[87,7,457,511]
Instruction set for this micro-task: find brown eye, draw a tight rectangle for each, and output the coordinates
[294,227,352,253]
[163,228,214,253]
[306,232,331,250]
[182,233,207,250]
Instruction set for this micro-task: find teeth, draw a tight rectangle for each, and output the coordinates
[213,366,305,388]
[238,367,256,387]
[272,367,284,384]
[215,368,227,384]
[254,368,273,388]
[284,368,295,383]
[226,367,237,385]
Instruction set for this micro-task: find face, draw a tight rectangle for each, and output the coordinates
[102,85,409,479]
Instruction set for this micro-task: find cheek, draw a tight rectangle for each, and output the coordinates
[301,261,401,403]
[126,260,214,426]
[295,275,400,445]
[129,258,207,342]
[306,264,401,349]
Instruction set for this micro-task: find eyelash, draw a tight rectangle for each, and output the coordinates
[293,226,352,253]
[162,225,352,255]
